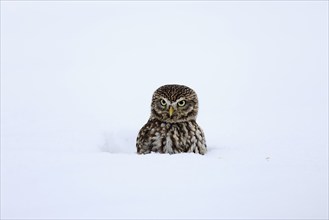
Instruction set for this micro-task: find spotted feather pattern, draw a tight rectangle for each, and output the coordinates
[136,84,207,155]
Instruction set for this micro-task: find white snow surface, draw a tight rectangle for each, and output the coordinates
[1,1,328,219]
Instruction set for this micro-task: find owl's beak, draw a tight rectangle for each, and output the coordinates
[169,106,174,117]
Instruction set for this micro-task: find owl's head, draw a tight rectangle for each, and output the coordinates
[150,84,199,123]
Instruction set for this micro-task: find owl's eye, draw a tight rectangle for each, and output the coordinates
[160,99,167,106]
[177,100,186,107]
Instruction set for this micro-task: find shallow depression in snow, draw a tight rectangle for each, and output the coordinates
[1,1,328,219]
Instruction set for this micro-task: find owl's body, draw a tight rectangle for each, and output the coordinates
[136,84,207,155]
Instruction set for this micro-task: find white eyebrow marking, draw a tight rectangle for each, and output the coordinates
[173,97,185,105]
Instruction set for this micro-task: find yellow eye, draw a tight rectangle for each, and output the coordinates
[160,99,167,106]
[177,100,186,107]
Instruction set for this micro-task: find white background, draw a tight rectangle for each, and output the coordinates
[1,1,328,219]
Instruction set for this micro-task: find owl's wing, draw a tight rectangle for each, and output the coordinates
[136,120,153,154]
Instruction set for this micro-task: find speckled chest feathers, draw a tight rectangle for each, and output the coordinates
[136,84,207,155]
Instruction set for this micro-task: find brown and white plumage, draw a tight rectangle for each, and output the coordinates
[136,84,207,155]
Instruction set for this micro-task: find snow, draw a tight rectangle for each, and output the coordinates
[1,1,328,219]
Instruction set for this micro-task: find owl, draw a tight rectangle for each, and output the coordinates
[136,84,207,155]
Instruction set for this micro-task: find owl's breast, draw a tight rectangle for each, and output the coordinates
[137,119,206,155]
[150,122,196,154]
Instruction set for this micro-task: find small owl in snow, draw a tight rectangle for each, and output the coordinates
[136,84,207,155]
